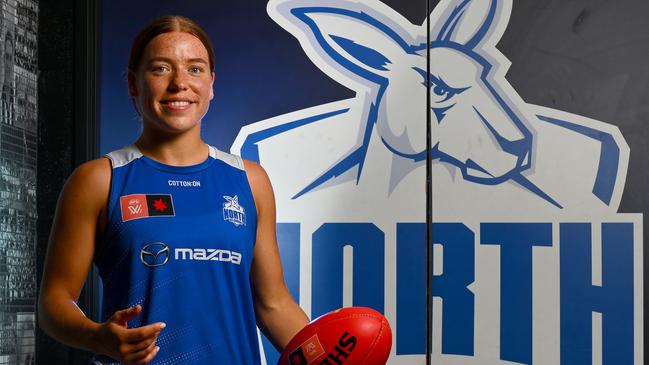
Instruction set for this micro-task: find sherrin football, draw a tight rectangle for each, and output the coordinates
[278,307,392,365]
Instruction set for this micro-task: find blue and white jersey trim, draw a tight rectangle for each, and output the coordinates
[105,144,245,171]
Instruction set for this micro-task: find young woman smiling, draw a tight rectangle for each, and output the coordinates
[38,15,308,365]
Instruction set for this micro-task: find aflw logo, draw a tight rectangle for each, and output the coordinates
[120,194,175,222]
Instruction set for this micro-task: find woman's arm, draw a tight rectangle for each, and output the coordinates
[38,158,163,364]
[245,160,309,351]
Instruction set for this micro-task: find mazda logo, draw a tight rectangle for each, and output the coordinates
[140,242,170,267]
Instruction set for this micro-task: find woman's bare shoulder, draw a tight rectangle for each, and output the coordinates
[62,157,112,203]
[242,160,272,191]
[242,159,275,212]
[70,157,111,184]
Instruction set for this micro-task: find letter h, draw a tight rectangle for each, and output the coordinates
[560,223,634,365]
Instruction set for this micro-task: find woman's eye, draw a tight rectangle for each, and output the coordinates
[152,66,169,73]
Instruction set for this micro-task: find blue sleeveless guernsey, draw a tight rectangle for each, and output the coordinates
[93,145,261,365]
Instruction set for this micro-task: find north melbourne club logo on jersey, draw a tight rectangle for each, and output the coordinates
[223,195,246,226]
[120,194,175,222]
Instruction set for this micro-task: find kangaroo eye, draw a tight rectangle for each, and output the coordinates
[433,85,449,97]
[429,77,468,103]
[413,67,468,103]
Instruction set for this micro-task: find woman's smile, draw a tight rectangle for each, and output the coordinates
[161,99,194,111]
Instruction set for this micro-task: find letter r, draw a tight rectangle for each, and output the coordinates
[396,223,475,356]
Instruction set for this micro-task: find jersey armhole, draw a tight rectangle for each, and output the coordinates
[96,156,115,257]
[240,159,261,232]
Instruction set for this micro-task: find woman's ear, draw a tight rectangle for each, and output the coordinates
[127,70,138,96]
[209,71,215,100]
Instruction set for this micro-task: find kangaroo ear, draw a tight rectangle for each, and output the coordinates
[433,0,503,49]
[277,5,411,82]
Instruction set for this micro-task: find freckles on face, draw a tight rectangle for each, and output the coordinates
[132,31,215,132]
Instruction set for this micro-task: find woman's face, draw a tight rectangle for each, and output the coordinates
[129,31,215,134]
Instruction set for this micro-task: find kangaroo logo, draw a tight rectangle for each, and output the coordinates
[232,0,629,215]
[223,195,246,226]
[231,1,641,364]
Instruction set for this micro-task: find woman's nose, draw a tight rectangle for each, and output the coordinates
[168,71,188,91]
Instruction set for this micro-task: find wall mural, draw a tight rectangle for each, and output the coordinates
[232,0,643,364]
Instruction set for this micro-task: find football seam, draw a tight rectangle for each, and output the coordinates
[358,318,388,365]
[308,313,382,332]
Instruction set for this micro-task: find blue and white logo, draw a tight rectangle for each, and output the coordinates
[223,195,246,226]
[235,0,629,215]
[232,1,642,364]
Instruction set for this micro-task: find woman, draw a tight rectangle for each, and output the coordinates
[38,15,308,364]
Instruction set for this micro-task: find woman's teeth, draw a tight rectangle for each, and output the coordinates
[168,101,190,107]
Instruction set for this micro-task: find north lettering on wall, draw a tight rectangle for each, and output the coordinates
[232,0,643,364]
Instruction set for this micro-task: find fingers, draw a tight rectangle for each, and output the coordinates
[99,307,166,364]
[124,338,160,364]
[123,322,166,343]
[115,324,164,364]
[130,345,160,365]
[128,332,159,352]
[111,305,142,325]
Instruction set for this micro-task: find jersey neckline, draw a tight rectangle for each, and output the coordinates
[135,145,216,174]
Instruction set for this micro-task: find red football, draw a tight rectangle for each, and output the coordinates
[278,307,392,365]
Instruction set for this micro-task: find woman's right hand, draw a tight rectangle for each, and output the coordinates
[92,305,166,365]
[37,160,165,363]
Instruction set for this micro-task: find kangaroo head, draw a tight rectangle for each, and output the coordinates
[271,0,532,183]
